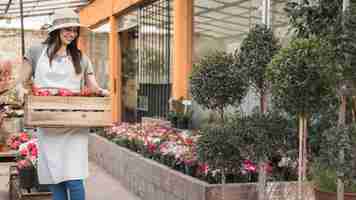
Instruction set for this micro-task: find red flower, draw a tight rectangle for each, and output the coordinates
[198,163,209,175]
[30,147,38,157]
[19,148,28,156]
[32,85,40,95]
[58,88,74,96]
[10,140,20,150]
[38,90,50,96]
[243,160,257,173]
[80,86,92,96]
[19,132,30,143]
[185,138,193,146]
[147,143,157,154]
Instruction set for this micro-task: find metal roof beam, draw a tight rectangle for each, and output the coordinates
[5,3,87,15]
[8,0,85,10]
[10,1,86,11]
[4,0,12,13]
[195,0,250,16]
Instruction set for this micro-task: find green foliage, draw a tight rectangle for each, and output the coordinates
[238,24,280,94]
[312,165,356,193]
[234,111,297,163]
[285,0,356,80]
[267,37,340,115]
[190,51,248,116]
[318,124,356,182]
[285,0,343,38]
[308,101,339,158]
[196,123,242,173]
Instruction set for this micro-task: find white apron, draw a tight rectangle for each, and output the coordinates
[34,47,89,184]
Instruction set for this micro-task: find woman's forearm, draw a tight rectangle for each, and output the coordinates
[86,74,102,93]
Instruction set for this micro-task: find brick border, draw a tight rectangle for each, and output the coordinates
[89,134,314,200]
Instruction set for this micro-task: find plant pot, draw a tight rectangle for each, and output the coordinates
[315,187,356,200]
[0,144,5,152]
[18,166,36,190]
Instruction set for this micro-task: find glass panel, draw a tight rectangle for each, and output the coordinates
[86,22,110,89]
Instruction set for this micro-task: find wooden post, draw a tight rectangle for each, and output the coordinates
[109,16,121,122]
[258,162,267,200]
[172,0,193,99]
[339,2,349,198]
[298,113,306,200]
[259,0,271,197]
[337,96,346,200]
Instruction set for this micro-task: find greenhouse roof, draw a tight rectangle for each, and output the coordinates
[194,0,288,39]
[0,0,88,19]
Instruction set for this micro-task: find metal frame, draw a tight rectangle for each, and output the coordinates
[137,0,171,119]
[194,0,288,39]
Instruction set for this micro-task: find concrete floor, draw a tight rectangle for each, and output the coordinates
[0,161,140,200]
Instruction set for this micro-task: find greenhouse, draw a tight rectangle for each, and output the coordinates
[0,0,355,200]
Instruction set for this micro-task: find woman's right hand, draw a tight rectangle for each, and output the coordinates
[0,60,13,94]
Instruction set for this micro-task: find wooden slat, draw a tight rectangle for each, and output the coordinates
[25,95,113,127]
[28,96,111,110]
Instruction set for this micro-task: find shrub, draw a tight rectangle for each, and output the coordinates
[190,51,248,121]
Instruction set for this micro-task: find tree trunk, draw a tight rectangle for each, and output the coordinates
[298,114,307,200]
[260,89,268,114]
[221,170,226,200]
[258,162,267,200]
[337,95,347,200]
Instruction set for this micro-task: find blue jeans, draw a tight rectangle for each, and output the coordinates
[49,180,85,200]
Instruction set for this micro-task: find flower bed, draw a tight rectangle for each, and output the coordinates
[90,130,315,200]
[101,122,296,184]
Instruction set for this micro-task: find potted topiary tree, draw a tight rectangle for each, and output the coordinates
[285,2,356,199]
[313,125,356,200]
[266,37,340,199]
[236,111,297,200]
[190,51,248,122]
[197,122,243,184]
[238,24,280,113]
[191,51,249,200]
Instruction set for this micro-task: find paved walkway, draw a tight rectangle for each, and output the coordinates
[0,161,140,200]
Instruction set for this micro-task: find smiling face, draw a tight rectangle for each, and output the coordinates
[59,27,79,46]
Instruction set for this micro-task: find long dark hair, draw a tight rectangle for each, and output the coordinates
[43,29,82,74]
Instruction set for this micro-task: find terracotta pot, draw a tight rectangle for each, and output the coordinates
[315,187,356,200]
[0,144,5,152]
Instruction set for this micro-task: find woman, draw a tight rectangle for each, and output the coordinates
[18,8,109,200]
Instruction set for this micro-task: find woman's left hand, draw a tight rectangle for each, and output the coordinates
[98,88,110,97]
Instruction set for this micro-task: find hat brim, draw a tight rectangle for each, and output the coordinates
[48,23,89,33]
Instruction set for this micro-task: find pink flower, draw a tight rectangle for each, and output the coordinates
[10,140,20,150]
[243,160,257,173]
[198,163,209,175]
[19,148,28,156]
[17,159,31,169]
[263,162,273,174]
[19,132,30,143]
[147,143,157,154]
[30,148,38,157]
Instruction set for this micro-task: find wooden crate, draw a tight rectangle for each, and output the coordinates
[24,95,113,128]
[9,166,52,200]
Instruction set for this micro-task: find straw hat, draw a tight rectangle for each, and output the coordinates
[48,8,88,33]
